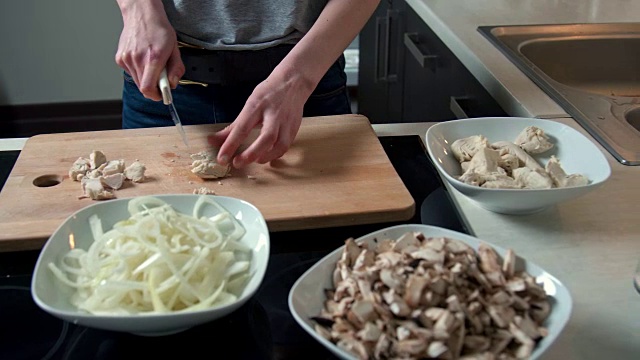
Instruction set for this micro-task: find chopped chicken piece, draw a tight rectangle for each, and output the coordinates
[514,126,554,154]
[481,174,521,189]
[499,153,520,175]
[86,169,102,179]
[464,147,503,175]
[190,150,231,179]
[512,167,554,189]
[69,157,91,181]
[491,141,543,170]
[79,177,115,200]
[545,156,589,188]
[124,161,146,183]
[100,159,125,176]
[100,173,125,190]
[89,150,107,169]
[451,135,490,162]
[193,187,216,195]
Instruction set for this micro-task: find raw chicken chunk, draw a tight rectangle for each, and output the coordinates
[89,150,107,169]
[100,160,126,176]
[492,141,543,170]
[481,174,521,189]
[451,135,489,162]
[101,173,126,190]
[545,156,589,188]
[79,178,115,200]
[190,150,231,179]
[514,126,554,154]
[69,157,91,181]
[513,167,554,189]
[124,161,146,183]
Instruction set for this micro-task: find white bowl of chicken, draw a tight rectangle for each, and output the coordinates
[289,224,572,360]
[31,194,270,336]
[424,117,611,214]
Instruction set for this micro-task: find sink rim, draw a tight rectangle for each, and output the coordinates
[478,23,640,166]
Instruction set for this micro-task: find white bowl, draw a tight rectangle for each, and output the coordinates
[31,194,270,336]
[289,224,572,360]
[425,117,611,214]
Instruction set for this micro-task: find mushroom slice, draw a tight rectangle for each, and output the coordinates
[513,126,554,154]
[451,135,490,162]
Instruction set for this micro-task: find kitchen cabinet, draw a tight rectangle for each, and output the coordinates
[359,2,507,123]
[358,0,407,123]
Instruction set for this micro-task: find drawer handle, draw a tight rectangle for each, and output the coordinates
[403,33,437,72]
[450,96,470,119]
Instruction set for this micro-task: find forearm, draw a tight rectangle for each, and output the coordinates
[272,0,381,95]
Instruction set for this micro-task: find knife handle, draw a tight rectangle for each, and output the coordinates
[158,69,173,105]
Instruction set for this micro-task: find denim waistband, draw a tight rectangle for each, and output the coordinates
[180,44,295,86]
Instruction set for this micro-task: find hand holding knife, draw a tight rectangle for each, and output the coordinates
[158,69,190,149]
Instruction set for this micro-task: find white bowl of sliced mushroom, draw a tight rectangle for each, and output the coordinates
[425,117,611,214]
[288,224,572,360]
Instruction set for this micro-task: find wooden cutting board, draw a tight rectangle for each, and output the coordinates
[0,114,414,251]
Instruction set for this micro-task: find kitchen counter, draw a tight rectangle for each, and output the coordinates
[378,0,640,358]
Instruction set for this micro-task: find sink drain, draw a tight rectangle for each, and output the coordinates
[625,107,640,132]
[33,175,62,187]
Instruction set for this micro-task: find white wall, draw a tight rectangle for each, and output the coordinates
[0,1,123,106]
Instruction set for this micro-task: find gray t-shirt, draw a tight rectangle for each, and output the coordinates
[162,0,328,50]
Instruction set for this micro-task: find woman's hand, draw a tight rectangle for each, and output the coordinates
[208,67,314,169]
[115,0,184,101]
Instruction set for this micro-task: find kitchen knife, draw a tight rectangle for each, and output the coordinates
[159,69,190,149]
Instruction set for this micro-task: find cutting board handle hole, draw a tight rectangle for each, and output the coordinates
[33,175,62,188]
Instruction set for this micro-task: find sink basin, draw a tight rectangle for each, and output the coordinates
[479,23,640,165]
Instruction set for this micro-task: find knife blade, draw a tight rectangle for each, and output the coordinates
[159,69,190,149]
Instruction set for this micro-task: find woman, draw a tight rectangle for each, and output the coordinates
[115,0,379,169]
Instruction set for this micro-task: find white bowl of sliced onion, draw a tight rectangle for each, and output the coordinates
[31,194,270,336]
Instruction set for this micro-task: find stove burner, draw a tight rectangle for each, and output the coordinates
[60,299,272,360]
[0,286,68,360]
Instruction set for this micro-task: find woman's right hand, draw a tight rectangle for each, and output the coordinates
[115,0,185,101]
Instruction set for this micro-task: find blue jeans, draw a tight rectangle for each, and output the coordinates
[122,55,351,128]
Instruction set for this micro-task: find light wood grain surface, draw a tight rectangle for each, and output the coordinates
[0,115,415,251]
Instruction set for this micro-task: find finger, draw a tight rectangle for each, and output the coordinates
[256,123,295,164]
[139,60,164,101]
[166,46,185,89]
[217,112,261,166]
[119,52,141,88]
[207,125,232,148]
[233,122,280,168]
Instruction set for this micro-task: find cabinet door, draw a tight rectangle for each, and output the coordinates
[402,7,456,122]
[358,0,406,124]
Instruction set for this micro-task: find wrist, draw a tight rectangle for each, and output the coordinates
[271,62,318,100]
[117,0,165,21]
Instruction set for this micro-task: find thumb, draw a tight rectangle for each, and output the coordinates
[166,46,185,89]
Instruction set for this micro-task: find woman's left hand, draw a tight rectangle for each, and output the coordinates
[208,69,313,169]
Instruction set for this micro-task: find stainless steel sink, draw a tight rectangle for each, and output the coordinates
[479,23,640,165]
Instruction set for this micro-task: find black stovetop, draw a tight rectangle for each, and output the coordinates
[0,136,467,360]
